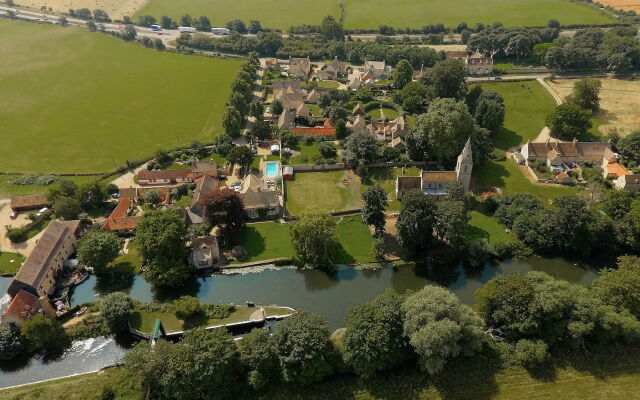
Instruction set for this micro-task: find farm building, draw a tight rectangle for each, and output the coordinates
[137,169,193,185]
[10,194,49,212]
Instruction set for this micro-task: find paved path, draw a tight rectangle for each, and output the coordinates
[531,78,562,143]
[110,162,147,188]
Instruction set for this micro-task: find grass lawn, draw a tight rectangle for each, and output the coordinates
[361,167,420,210]
[467,210,510,245]
[307,104,323,117]
[129,305,293,334]
[475,159,578,203]
[478,80,556,150]
[163,162,192,170]
[0,175,100,198]
[285,170,363,216]
[202,153,229,167]
[230,222,295,263]
[0,251,24,275]
[0,19,240,173]
[6,344,640,400]
[367,107,399,120]
[289,142,322,164]
[335,216,373,264]
[112,239,142,273]
[315,81,340,88]
[173,195,192,207]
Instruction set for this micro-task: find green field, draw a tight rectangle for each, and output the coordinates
[478,80,557,150]
[0,252,24,275]
[285,170,363,216]
[335,216,374,263]
[0,175,101,198]
[467,210,510,245]
[367,108,399,120]
[135,0,611,30]
[0,19,241,174]
[230,222,295,263]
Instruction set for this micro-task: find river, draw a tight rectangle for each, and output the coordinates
[0,256,603,388]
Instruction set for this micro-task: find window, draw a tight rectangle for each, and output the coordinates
[248,209,258,219]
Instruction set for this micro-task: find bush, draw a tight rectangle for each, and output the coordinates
[201,304,236,319]
[12,174,58,186]
[512,339,549,367]
[100,292,134,333]
[5,227,27,243]
[174,296,202,319]
[490,148,506,161]
[489,238,532,260]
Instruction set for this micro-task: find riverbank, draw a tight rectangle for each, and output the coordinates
[3,343,640,399]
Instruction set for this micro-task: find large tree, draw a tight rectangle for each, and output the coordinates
[566,78,601,112]
[226,145,254,168]
[434,201,470,247]
[394,59,414,89]
[343,289,410,377]
[77,231,121,275]
[413,98,480,166]
[546,104,592,140]
[100,292,134,333]
[426,58,467,100]
[474,90,505,132]
[0,324,26,361]
[342,130,379,168]
[223,107,243,138]
[76,181,107,210]
[21,314,70,356]
[593,256,640,319]
[136,210,189,287]
[319,15,344,41]
[403,285,485,374]
[616,130,640,159]
[238,329,280,390]
[272,310,334,385]
[53,196,81,220]
[396,189,437,254]
[204,188,247,233]
[290,208,338,265]
[361,185,388,235]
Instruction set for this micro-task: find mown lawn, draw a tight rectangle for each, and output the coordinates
[285,171,363,216]
[478,80,557,150]
[361,167,420,210]
[5,344,640,400]
[0,251,24,275]
[129,305,292,333]
[475,159,578,203]
[289,142,339,164]
[0,19,240,173]
[112,239,142,273]
[335,216,373,264]
[467,210,510,245]
[367,107,399,120]
[230,222,295,263]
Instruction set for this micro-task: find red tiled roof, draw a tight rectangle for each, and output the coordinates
[291,127,336,137]
[2,290,40,323]
[323,119,335,128]
[138,169,193,181]
[109,198,132,219]
[104,216,140,231]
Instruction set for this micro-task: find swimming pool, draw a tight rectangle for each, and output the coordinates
[265,161,279,178]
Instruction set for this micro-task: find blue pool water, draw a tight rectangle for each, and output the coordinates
[265,161,279,178]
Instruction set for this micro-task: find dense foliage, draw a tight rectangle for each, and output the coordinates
[290,208,338,265]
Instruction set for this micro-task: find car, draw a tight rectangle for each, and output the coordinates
[111,193,120,199]
[219,175,227,181]
[36,207,48,217]
[266,107,272,113]
[494,76,503,80]
[9,212,17,220]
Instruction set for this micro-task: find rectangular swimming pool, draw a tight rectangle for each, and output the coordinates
[265,161,279,178]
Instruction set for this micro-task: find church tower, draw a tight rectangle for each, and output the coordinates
[456,138,473,190]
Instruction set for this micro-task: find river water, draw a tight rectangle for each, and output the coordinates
[0,256,604,388]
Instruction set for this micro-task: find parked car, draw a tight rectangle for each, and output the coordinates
[36,207,48,217]
[494,76,503,81]
[219,175,228,181]
[111,193,120,199]
[9,212,17,220]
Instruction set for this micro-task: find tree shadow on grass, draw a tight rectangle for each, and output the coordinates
[494,127,523,151]
[183,312,209,330]
[333,241,356,265]
[472,160,510,193]
[231,226,266,259]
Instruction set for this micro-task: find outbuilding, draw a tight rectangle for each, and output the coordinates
[283,166,294,180]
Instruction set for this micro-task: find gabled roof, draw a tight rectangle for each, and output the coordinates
[422,171,457,183]
[1,290,41,323]
[353,103,365,115]
[445,51,468,59]
[278,110,294,130]
[291,127,336,137]
[192,160,217,174]
[296,103,311,118]
[191,175,218,209]
[104,216,140,231]
[239,190,279,210]
[138,169,193,181]
[396,176,421,191]
[10,194,49,210]
[325,56,344,73]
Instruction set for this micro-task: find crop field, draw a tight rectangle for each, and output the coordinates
[133,0,611,31]
[546,77,640,137]
[0,19,241,174]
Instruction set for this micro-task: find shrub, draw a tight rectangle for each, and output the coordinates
[100,292,134,333]
[5,227,27,243]
[174,296,202,319]
[201,304,236,319]
[489,238,532,260]
[490,148,506,161]
[512,339,549,367]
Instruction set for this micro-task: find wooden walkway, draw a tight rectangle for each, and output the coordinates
[222,258,289,269]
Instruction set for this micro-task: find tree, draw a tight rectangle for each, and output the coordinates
[547,18,560,28]
[335,119,348,140]
[0,324,26,361]
[122,24,137,41]
[249,101,263,119]
[607,53,632,75]
[616,130,640,159]
[506,35,532,61]
[362,186,388,235]
[137,15,155,26]
[512,339,549,367]
[319,15,343,41]
[58,17,68,26]
[174,296,202,319]
[248,20,263,34]
[413,98,479,165]
[136,210,189,287]
[238,329,279,389]
[77,231,121,275]
[180,14,193,26]
[322,105,349,122]
[226,19,247,33]
[153,38,165,51]
[474,90,505,132]
[272,310,334,384]
[194,15,211,31]
[250,119,272,140]
[93,9,110,22]
[271,99,284,116]
[318,142,337,158]
[87,20,97,32]
[444,181,469,204]
[427,58,467,100]
[76,181,107,210]
[434,201,470,247]
[566,78,601,112]
[160,15,174,29]
[226,145,254,168]
[396,189,437,254]
[353,87,374,103]
[290,208,338,265]
[204,188,247,233]
[342,130,378,168]
[394,59,413,89]
[593,256,640,319]
[21,314,70,356]
[546,104,592,140]
[343,290,410,376]
[54,196,81,220]
[223,107,243,137]
[100,292,134,333]
[403,285,484,374]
